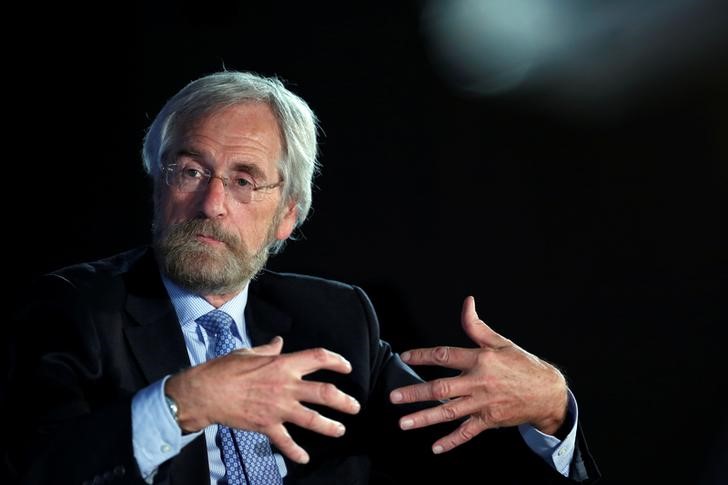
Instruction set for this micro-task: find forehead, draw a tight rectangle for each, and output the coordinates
[175,102,283,170]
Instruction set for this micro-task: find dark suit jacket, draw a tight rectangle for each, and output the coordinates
[5,247,599,484]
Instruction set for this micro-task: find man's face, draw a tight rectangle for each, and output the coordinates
[153,102,297,295]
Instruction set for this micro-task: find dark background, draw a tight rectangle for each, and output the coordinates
[7,1,728,483]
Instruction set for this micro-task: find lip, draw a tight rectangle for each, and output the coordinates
[196,234,224,245]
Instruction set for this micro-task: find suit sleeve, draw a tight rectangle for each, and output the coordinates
[6,274,146,485]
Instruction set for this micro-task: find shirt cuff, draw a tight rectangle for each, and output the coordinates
[131,375,203,482]
[517,389,579,477]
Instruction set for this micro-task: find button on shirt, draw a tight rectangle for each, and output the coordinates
[131,276,578,482]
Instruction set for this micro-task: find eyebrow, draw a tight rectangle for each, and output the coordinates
[175,149,269,181]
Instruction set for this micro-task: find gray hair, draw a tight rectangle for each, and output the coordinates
[142,71,320,253]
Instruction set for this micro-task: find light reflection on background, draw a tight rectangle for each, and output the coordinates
[422,0,727,104]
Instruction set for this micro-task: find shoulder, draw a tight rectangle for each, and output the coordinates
[33,247,155,300]
[254,269,358,292]
[251,269,376,316]
[46,247,148,284]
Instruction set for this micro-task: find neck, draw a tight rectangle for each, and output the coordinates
[201,292,239,308]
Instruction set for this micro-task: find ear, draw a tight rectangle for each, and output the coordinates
[275,200,298,241]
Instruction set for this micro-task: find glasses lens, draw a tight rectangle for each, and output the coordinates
[164,164,278,204]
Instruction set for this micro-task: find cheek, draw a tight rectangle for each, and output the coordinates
[232,207,275,245]
[158,191,197,225]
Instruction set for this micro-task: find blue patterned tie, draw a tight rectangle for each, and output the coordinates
[197,310,282,485]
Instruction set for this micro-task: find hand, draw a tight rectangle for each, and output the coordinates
[165,337,361,464]
[390,297,568,454]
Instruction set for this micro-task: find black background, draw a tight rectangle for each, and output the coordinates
[7,2,728,483]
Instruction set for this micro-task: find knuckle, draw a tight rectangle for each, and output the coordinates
[312,347,329,362]
[319,383,337,401]
[432,379,451,400]
[458,426,475,442]
[277,438,294,453]
[278,438,300,458]
[485,405,505,424]
[434,346,450,363]
[303,408,321,428]
[440,404,458,421]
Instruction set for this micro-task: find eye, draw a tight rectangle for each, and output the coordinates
[183,168,201,177]
[233,172,255,188]
[179,164,206,179]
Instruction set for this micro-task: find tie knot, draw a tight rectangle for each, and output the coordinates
[196,309,235,336]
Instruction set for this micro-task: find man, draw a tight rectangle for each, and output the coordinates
[6,72,599,484]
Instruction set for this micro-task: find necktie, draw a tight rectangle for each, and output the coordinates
[197,309,282,485]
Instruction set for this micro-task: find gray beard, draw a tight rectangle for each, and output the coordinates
[152,217,274,295]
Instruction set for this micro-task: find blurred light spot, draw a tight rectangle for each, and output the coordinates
[422,0,569,94]
[421,0,728,102]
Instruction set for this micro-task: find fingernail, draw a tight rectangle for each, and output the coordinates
[433,445,444,454]
[400,419,414,430]
[336,423,346,437]
[390,391,402,403]
[299,452,310,464]
[350,397,361,412]
[401,351,410,361]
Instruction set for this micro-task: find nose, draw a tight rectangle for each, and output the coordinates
[198,176,228,218]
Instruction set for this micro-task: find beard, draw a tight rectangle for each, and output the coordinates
[152,216,277,295]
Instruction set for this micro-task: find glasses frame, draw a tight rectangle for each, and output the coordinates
[160,163,285,204]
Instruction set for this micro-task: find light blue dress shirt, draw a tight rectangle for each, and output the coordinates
[131,276,577,483]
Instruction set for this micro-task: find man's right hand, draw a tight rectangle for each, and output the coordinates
[164,336,361,464]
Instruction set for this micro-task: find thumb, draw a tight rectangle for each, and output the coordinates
[461,296,507,348]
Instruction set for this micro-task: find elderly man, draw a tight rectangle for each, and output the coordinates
[6,72,599,484]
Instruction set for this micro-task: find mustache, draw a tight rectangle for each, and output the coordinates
[163,218,241,248]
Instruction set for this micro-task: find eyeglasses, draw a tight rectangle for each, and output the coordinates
[161,162,284,204]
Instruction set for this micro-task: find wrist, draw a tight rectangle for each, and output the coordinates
[165,371,208,433]
[533,372,568,436]
[534,406,567,436]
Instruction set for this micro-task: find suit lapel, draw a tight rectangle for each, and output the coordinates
[123,304,191,383]
[122,250,192,383]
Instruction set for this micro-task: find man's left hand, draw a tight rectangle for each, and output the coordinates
[390,296,568,454]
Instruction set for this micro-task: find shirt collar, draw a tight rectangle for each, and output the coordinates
[160,274,250,334]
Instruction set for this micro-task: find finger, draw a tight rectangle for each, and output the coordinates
[234,336,284,356]
[461,296,508,348]
[267,423,310,464]
[390,376,471,404]
[289,347,353,376]
[298,381,361,415]
[397,397,483,430]
[254,336,285,355]
[399,345,477,371]
[287,403,348,438]
[431,415,491,455]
